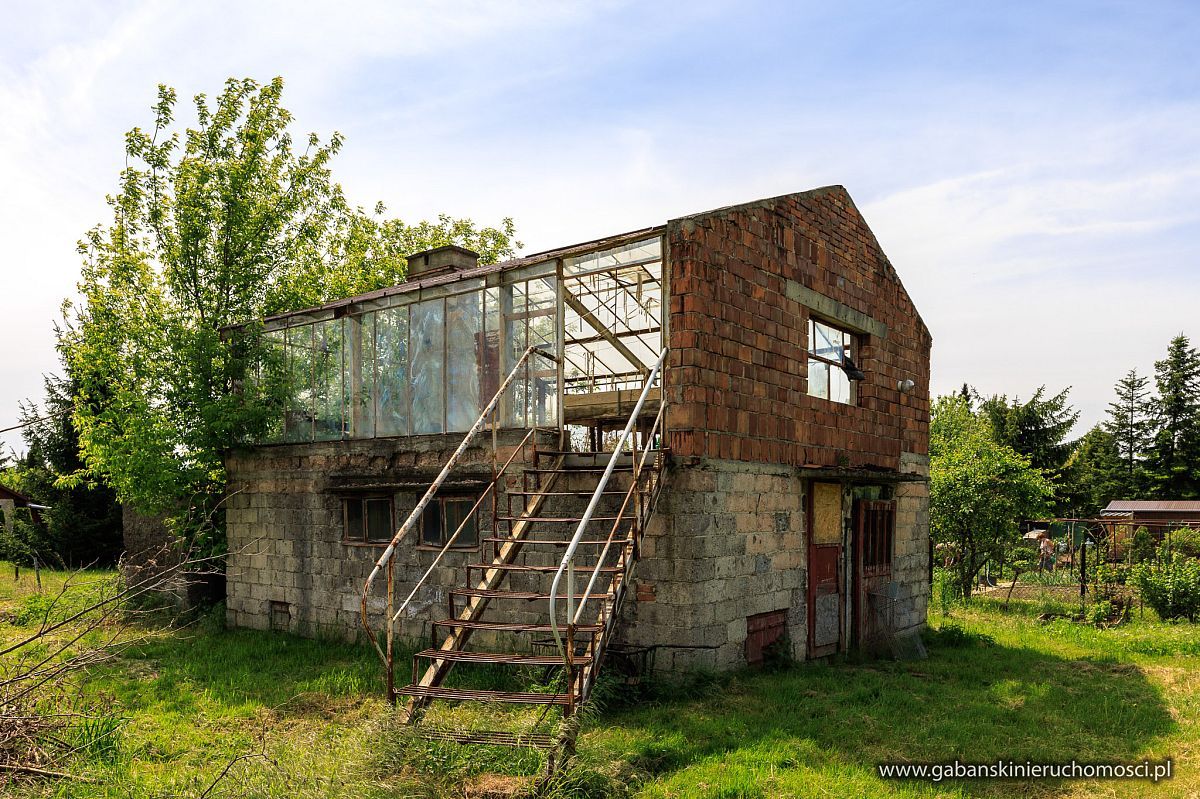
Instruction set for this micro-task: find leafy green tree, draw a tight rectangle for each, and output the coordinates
[1144,334,1200,499]
[1060,425,1123,517]
[1103,368,1153,498]
[930,395,1054,598]
[59,77,518,555]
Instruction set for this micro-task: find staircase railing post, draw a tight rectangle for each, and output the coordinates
[386,557,396,705]
[548,347,668,692]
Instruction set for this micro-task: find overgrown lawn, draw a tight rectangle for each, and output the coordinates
[1,566,1195,797]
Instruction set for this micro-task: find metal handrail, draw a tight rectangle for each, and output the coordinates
[575,401,666,627]
[390,426,537,624]
[547,346,668,670]
[360,345,559,670]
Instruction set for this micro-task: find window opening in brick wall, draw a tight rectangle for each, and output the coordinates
[806,318,864,404]
[861,500,895,576]
[343,496,395,544]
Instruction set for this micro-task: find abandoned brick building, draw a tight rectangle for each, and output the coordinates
[224,185,932,711]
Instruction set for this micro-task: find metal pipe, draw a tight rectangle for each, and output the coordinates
[360,345,558,663]
[390,427,536,623]
[573,402,665,626]
[548,347,668,665]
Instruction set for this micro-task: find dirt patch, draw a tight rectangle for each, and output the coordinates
[465,773,534,798]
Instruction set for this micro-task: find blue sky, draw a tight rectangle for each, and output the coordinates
[2,0,1198,454]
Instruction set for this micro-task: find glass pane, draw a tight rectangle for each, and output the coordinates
[421,501,443,546]
[411,298,445,434]
[284,325,314,442]
[344,499,363,542]
[564,237,661,275]
[527,278,558,427]
[366,498,393,543]
[375,307,410,437]
[503,282,527,427]
[260,329,287,443]
[347,313,375,438]
[446,291,483,432]
[812,321,842,363]
[313,318,344,441]
[808,359,829,400]
[830,367,851,404]
[444,499,478,548]
[481,287,501,412]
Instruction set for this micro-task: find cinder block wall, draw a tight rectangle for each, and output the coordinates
[619,459,807,671]
[892,451,931,633]
[224,434,531,642]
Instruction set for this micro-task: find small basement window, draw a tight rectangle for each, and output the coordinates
[343,496,395,544]
[417,494,481,549]
[806,318,864,405]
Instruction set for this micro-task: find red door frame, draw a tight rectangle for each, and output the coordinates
[852,498,896,649]
[807,481,843,658]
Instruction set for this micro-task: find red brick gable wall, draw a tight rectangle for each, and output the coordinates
[665,186,931,470]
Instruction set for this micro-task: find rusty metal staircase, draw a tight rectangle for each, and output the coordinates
[388,347,669,758]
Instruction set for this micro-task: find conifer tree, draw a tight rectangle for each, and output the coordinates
[1103,368,1154,497]
[1144,335,1200,498]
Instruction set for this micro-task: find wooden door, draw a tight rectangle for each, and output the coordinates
[807,482,843,658]
[853,498,896,650]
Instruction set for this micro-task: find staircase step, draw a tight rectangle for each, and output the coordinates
[483,536,633,547]
[415,648,593,666]
[497,515,622,523]
[396,685,573,706]
[524,466,635,475]
[507,490,629,498]
[450,587,613,601]
[432,618,602,633]
[467,562,623,574]
[416,727,556,749]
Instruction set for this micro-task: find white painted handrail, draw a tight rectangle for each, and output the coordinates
[547,346,668,667]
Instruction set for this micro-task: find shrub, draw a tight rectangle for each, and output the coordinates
[1167,527,1200,559]
[1130,526,1156,563]
[1130,552,1200,622]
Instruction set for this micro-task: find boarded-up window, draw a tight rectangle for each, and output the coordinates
[746,609,788,665]
[269,600,290,632]
[812,482,842,545]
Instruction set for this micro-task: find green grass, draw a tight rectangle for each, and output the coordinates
[1,564,1196,797]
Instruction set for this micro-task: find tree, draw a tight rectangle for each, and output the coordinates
[930,395,1053,598]
[58,77,518,554]
[979,386,1079,513]
[1103,368,1154,498]
[1060,425,1124,517]
[7,376,123,567]
[1144,334,1200,499]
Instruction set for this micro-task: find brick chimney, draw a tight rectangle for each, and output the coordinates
[405,245,480,279]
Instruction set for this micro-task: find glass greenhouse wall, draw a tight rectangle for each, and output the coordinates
[258,266,559,443]
[254,234,663,445]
